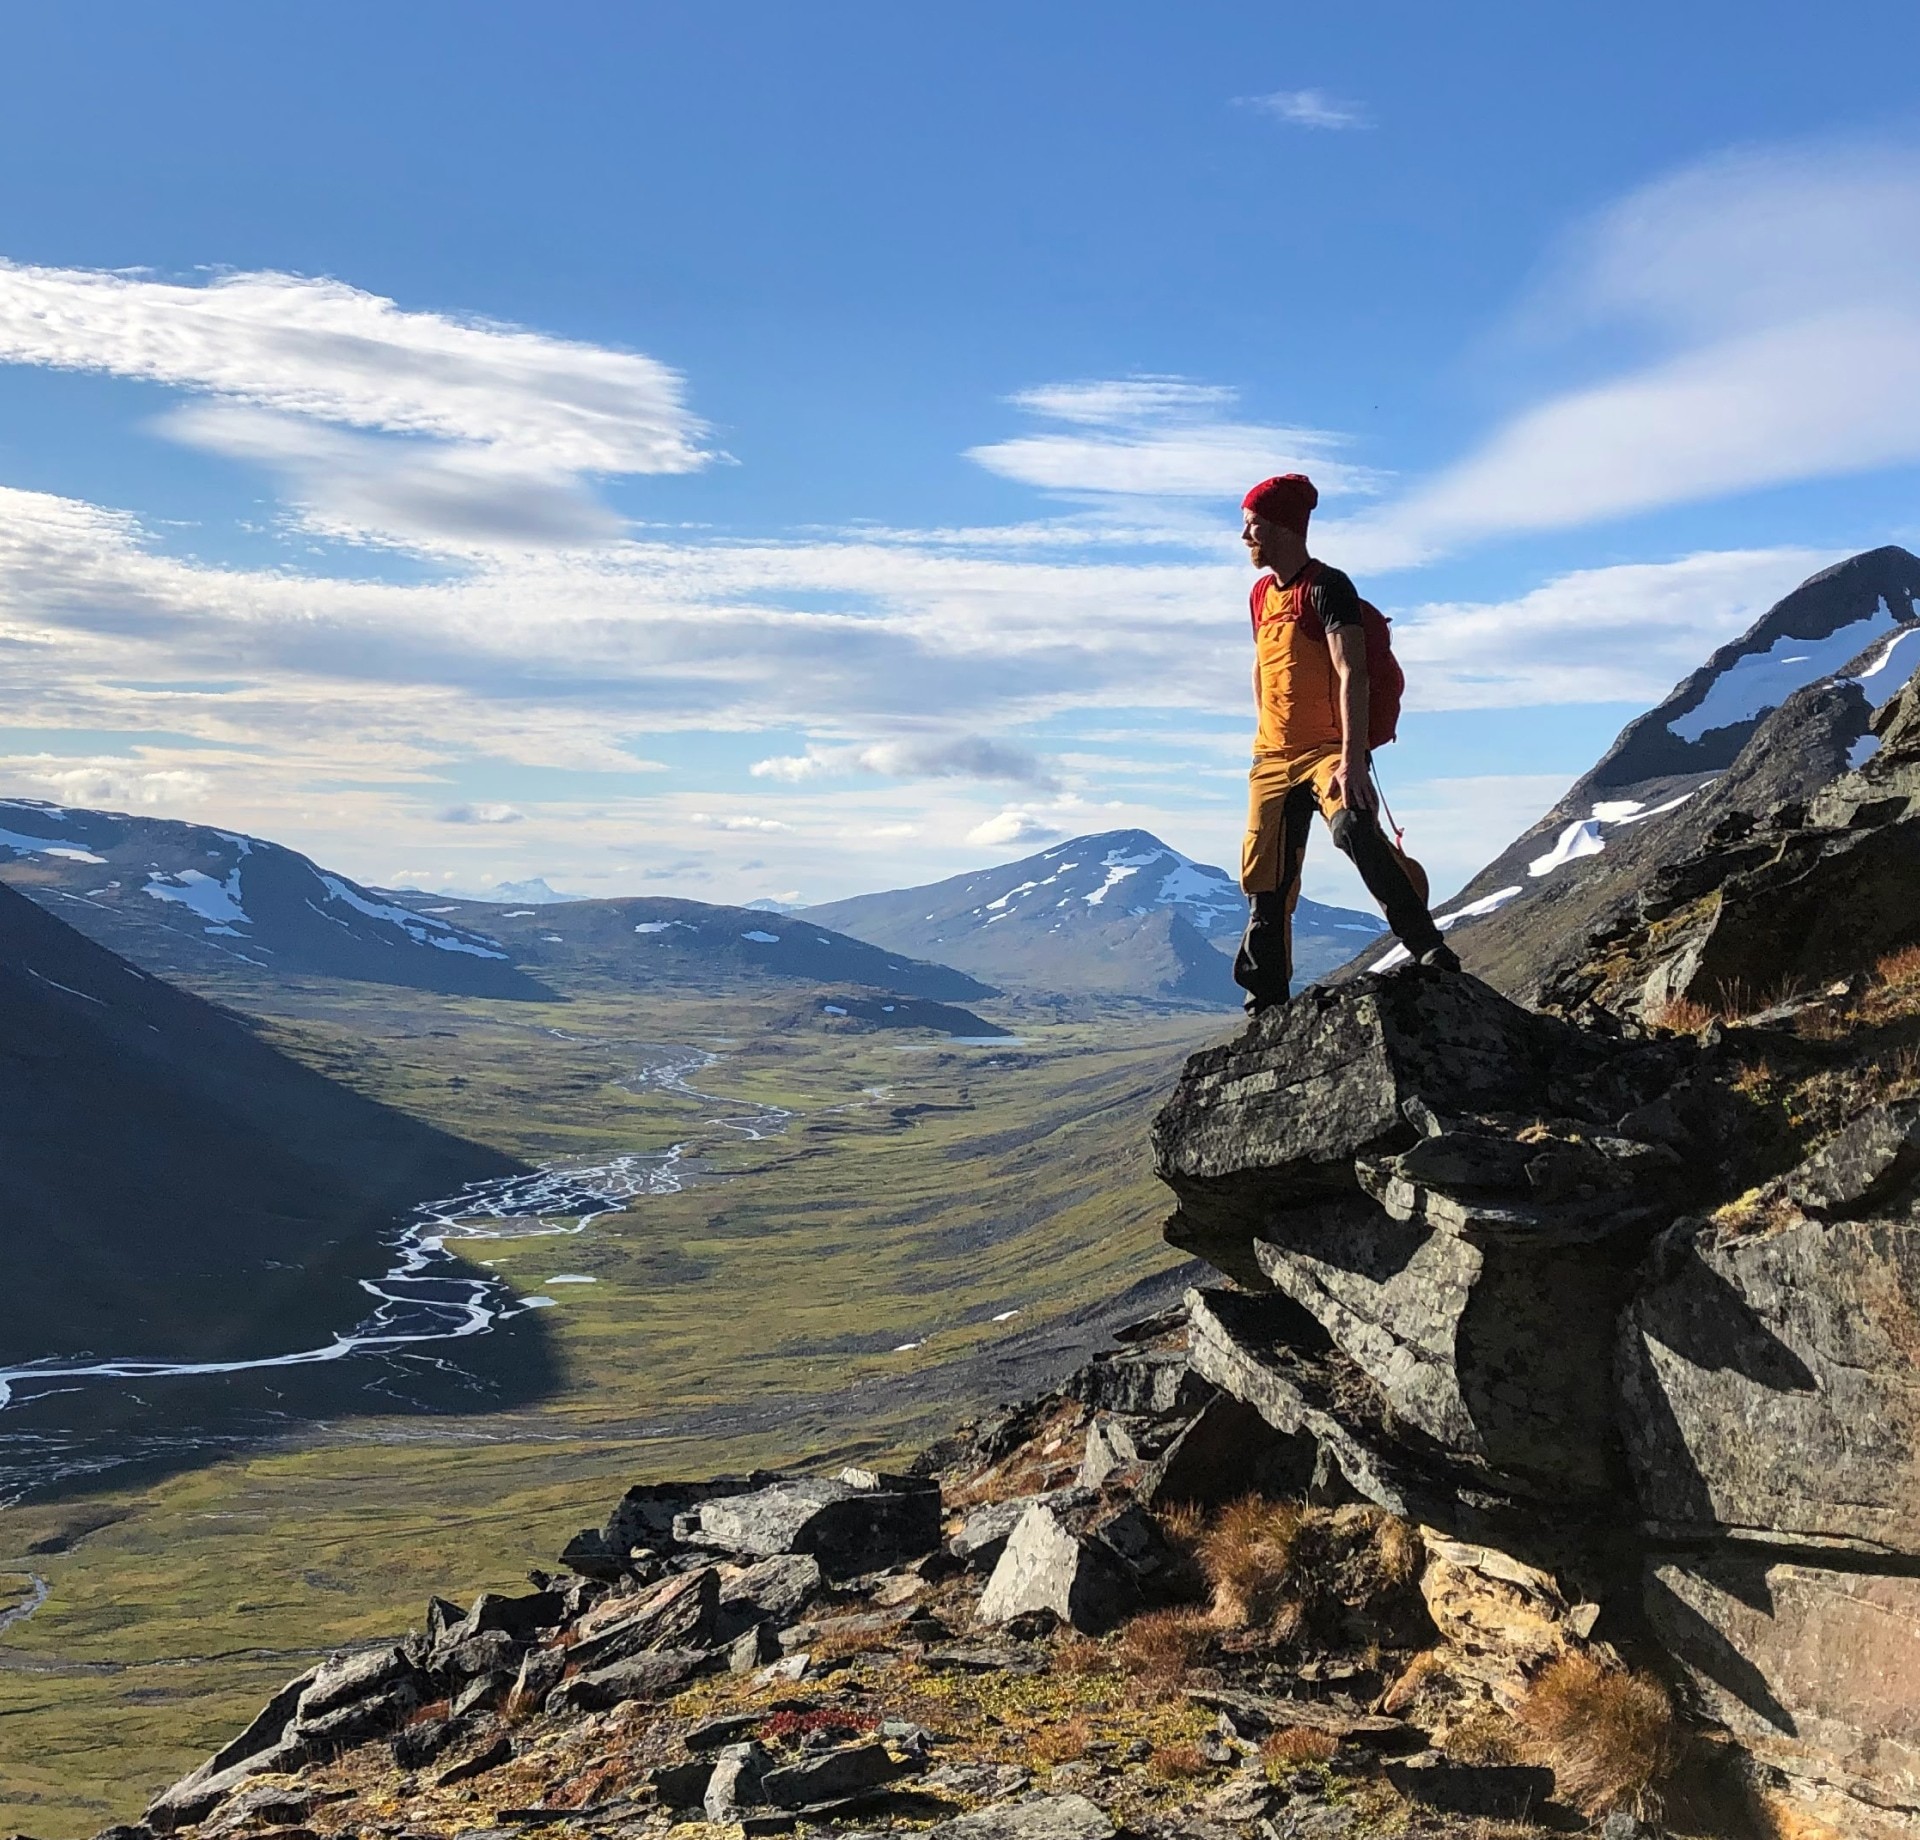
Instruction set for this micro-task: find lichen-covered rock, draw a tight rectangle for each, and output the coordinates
[930,1793,1115,1840]
[974,1501,1141,1635]
[1157,972,1691,1509]
[1622,1205,1920,1555]
[569,1566,720,1666]
[544,1645,714,1714]
[1415,1534,1602,1702]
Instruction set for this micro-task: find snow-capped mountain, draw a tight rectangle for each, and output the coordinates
[805,829,1385,1006]
[1409,545,1920,1000]
[0,801,550,998]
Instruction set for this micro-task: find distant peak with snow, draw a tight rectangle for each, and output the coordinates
[1384,544,1920,1003]
[804,826,1384,1006]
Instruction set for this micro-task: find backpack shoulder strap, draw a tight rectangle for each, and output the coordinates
[1249,573,1276,631]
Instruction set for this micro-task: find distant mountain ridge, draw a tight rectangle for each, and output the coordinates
[382,891,997,1004]
[1400,544,1920,1000]
[0,799,550,999]
[806,828,1385,1006]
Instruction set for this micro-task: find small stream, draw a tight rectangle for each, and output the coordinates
[0,1043,793,1417]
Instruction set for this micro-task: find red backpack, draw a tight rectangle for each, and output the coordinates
[1251,562,1405,749]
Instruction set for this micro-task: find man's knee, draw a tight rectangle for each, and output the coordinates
[1328,808,1367,854]
[1248,889,1289,928]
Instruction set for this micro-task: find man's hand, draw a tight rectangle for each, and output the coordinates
[1332,750,1377,812]
[1328,626,1377,812]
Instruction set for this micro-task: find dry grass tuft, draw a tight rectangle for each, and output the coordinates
[1154,1499,1207,1549]
[1148,1740,1214,1780]
[1513,1652,1683,1817]
[1653,996,1719,1034]
[1197,1496,1305,1627]
[1262,1725,1339,1768]
[1113,1607,1212,1687]
[1876,944,1920,1000]
[1194,1497,1425,1644]
[1446,1708,1526,1765]
[1028,1714,1093,1765]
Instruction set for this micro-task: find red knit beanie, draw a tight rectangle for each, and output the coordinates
[1242,473,1318,534]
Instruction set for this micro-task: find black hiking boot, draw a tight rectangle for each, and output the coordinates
[1417,942,1462,973]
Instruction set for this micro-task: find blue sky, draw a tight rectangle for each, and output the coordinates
[0,1,1916,909]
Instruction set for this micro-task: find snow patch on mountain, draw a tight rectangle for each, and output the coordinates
[0,827,107,864]
[1527,791,1699,880]
[145,867,250,930]
[1669,599,1903,742]
[318,875,509,959]
[1852,623,1920,690]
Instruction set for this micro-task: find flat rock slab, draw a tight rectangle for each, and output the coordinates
[1622,1210,1920,1554]
[1152,972,1583,1197]
[544,1645,712,1714]
[677,1477,942,1580]
[1647,1554,1920,1833]
[1185,1687,1418,1748]
[571,1566,719,1666]
[931,1793,1116,1840]
[761,1739,902,1807]
[1383,1753,1556,1818]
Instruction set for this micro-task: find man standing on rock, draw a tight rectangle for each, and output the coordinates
[1235,472,1456,1013]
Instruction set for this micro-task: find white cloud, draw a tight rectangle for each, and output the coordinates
[1392,547,1834,710]
[688,811,792,832]
[440,802,525,824]
[1007,379,1238,426]
[750,735,1055,786]
[967,809,1064,847]
[969,375,1381,501]
[1244,89,1372,131]
[6,758,214,809]
[164,404,623,550]
[1338,142,1920,567]
[0,261,710,549]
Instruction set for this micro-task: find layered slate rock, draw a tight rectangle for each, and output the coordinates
[1549,671,1920,1021]
[674,1473,942,1580]
[1621,1109,1920,1556]
[1647,1554,1920,1834]
[1158,970,1695,1511]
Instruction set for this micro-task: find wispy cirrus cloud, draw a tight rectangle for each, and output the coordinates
[1335,142,1920,569]
[0,261,713,550]
[968,374,1382,501]
[1243,89,1372,131]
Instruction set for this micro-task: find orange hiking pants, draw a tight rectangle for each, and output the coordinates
[1236,744,1443,1002]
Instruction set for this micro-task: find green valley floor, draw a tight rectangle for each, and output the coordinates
[0,971,1219,1833]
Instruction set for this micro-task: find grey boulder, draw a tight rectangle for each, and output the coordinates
[975,1502,1141,1635]
[675,1475,941,1580]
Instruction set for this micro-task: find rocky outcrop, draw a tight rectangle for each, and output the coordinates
[1157,973,1716,1522]
[1147,675,1920,1837]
